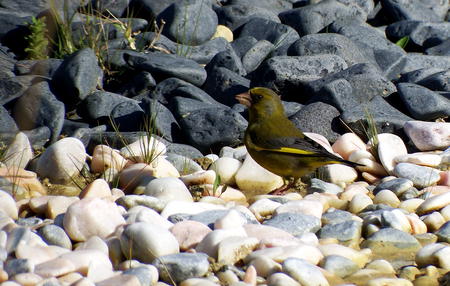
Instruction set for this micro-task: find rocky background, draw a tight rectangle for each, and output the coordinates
[0,0,449,285]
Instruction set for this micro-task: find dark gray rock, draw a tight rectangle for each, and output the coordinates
[320,255,360,278]
[402,54,450,73]
[110,100,145,132]
[279,0,368,36]
[128,0,177,20]
[171,85,225,107]
[157,0,218,46]
[0,75,33,105]
[237,18,299,51]
[151,78,194,104]
[88,0,130,18]
[426,39,450,56]
[123,266,155,286]
[306,63,396,104]
[124,51,207,86]
[318,220,362,243]
[322,209,355,225]
[177,37,232,65]
[152,253,210,284]
[215,4,280,31]
[386,21,450,48]
[288,33,368,67]
[179,107,247,153]
[4,258,33,277]
[0,105,18,133]
[251,55,348,101]
[289,102,342,142]
[436,221,450,243]
[417,70,450,92]
[373,178,414,197]
[381,0,448,21]
[166,143,204,158]
[231,36,258,59]
[134,32,177,54]
[242,40,274,73]
[14,58,63,77]
[206,48,246,76]
[51,48,103,107]
[117,71,156,98]
[78,90,139,121]
[189,209,257,229]
[61,120,90,138]
[0,45,16,74]
[397,83,450,120]
[399,67,446,84]
[17,217,43,227]
[37,224,72,249]
[263,212,321,236]
[171,97,215,119]
[141,98,180,142]
[227,0,292,13]
[340,95,413,138]
[283,101,304,117]
[309,178,343,195]
[337,25,406,79]
[12,81,64,143]
[393,162,441,188]
[202,67,250,106]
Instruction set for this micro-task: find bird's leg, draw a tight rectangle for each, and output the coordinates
[269,177,295,195]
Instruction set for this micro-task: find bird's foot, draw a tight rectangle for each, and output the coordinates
[268,178,295,195]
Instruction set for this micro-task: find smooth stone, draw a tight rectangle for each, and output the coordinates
[421,212,445,232]
[248,198,282,220]
[120,222,179,263]
[309,178,343,195]
[332,133,367,160]
[208,157,242,185]
[361,228,421,261]
[399,198,424,213]
[118,162,164,193]
[395,153,442,167]
[320,255,360,278]
[15,244,70,265]
[244,224,299,247]
[34,257,76,278]
[212,25,233,42]
[0,190,18,219]
[4,258,34,276]
[282,258,329,286]
[46,196,80,219]
[394,163,441,188]
[37,224,72,249]
[318,220,362,246]
[404,121,450,151]
[248,255,282,278]
[63,197,126,242]
[195,227,247,259]
[377,133,407,175]
[79,178,112,199]
[348,194,373,214]
[2,132,33,169]
[275,200,323,219]
[125,206,173,229]
[263,213,321,237]
[235,154,284,197]
[59,250,113,282]
[373,178,414,197]
[217,236,259,265]
[75,236,109,255]
[115,195,165,212]
[152,253,209,284]
[36,137,87,184]
[407,214,428,234]
[90,145,128,173]
[349,149,377,163]
[180,170,216,186]
[123,265,158,286]
[373,190,401,208]
[381,209,412,233]
[160,201,226,219]
[96,273,140,286]
[12,272,43,285]
[267,272,301,286]
[318,244,371,268]
[170,220,212,251]
[144,177,193,202]
[120,136,167,162]
[214,209,248,229]
[319,164,359,185]
[417,191,450,215]
[245,244,323,265]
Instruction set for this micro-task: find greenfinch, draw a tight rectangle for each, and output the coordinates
[236,87,361,190]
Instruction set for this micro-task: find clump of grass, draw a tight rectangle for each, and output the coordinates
[362,107,379,160]
[24,16,49,60]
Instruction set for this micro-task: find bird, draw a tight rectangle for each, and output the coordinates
[235,87,362,194]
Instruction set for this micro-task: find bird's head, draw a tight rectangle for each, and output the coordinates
[236,87,285,119]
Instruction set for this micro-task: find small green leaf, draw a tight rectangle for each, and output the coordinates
[213,174,221,196]
[395,36,409,49]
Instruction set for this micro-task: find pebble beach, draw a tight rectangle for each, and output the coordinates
[0,0,450,286]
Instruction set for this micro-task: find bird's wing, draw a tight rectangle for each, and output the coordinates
[251,133,340,159]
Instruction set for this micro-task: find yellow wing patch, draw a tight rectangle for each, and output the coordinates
[259,146,317,156]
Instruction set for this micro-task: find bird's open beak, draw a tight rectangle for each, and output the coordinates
[235,91,252,107]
